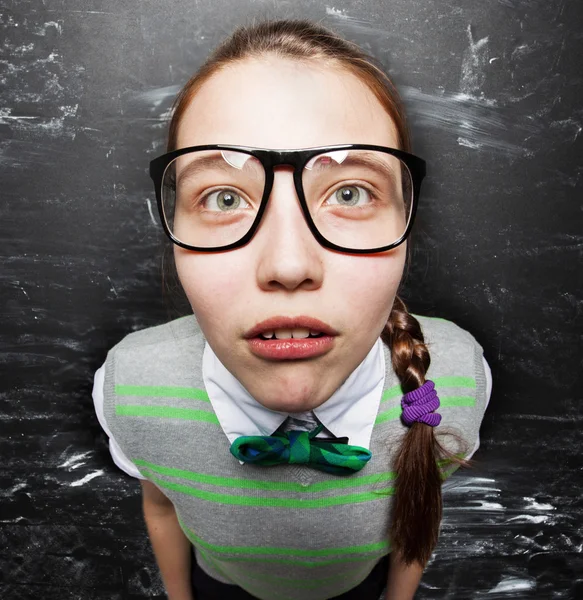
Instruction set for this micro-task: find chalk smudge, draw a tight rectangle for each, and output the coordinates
[59,451,93,471]
[460,24,493,105]
[70,470,105,486]
[0,482,27,497]
[487,576,537,594]
[145,198,157,226]
[326,7,349,19]
[403,86,536,157]
[131,85,181,110]
[106,276,118,298]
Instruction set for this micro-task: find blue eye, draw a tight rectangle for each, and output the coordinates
[326,185,371,206]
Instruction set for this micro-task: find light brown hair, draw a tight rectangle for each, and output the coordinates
[163,18,472,567]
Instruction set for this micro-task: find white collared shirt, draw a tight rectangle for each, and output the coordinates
[92,339,492,479]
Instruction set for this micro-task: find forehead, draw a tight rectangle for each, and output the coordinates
[175,56,400,150]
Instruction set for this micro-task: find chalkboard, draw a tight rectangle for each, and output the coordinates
[1,1,581,598]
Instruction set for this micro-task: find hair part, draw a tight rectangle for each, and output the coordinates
[162,18,473,567]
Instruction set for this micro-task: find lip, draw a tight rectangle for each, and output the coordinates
[247,335,335,360]
[243,316,339,339]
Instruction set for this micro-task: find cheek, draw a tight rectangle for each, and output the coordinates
[174,248,251,327]
[335,249,405,324]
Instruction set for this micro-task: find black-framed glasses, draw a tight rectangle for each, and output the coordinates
[149,144,426,254]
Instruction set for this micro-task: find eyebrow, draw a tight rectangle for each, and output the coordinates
[314,153,400,180]
[174,155,235,188]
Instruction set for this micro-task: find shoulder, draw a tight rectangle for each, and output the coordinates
[104,314,206,385]
[101,314,207,424]
[412,314,486,379]
[111,314,203,352]
[413,314,483,353]
[411,313,486,384]
[411,314,490,459]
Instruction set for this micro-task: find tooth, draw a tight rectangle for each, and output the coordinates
[309,330,322,336]
[292,328,310,339]
[261,330,274,339]
[274,329,292,339]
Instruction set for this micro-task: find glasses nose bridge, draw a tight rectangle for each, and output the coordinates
[260,149,306,173]
[256,150,316,243]
[259,149,307,208]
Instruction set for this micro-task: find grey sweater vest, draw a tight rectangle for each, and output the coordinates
[103,314,487,600]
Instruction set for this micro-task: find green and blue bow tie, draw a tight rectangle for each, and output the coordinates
[229,423,372,476]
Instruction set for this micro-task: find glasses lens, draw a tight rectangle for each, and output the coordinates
[302,149,413,250]
[161,149,266,248]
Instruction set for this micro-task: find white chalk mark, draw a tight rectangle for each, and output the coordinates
[59,451,92,469]
[39,21,63,35]
[0,101,78,139]
[145,198,157,226]
[403,86,532,157]
[106,276,118,297]
[11,43,35,55]
[132,85,181,109]
[460,477,496,484]
[0,115,39,120]
[457,137,483,149]
[468,500,505,511]
[0,482,27,497]
[60,104,79,117]
[326,6,348,18]
[157,106,173,124]
[70,470,104,487]
[448,484,501,493]
[487,576,536,594]
[506,514,549,524]
[67,11,116,15]
[523,497,555,511]
[460,24,491,103]
[510,413,581,422]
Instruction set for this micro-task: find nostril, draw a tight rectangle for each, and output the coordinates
[266,277,317,292]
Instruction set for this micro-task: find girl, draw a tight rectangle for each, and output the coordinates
[93,19,491,600]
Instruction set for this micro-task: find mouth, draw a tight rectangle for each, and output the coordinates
[244,316,339,340]
[244,316,338,360]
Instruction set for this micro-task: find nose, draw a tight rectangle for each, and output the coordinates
[254,167,324,292]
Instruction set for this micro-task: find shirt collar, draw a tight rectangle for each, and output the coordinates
[202,337,386,454]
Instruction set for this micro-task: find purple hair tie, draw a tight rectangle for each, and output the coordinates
[401,380,442,427]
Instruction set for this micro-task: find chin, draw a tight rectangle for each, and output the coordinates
[256,386,321,414]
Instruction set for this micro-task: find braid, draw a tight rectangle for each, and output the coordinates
[381,296,471,566]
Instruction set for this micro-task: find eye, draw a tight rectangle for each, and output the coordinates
[325,185,372,207]
[203,189,250,211]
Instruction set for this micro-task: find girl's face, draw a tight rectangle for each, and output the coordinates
[174,56,406,413]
